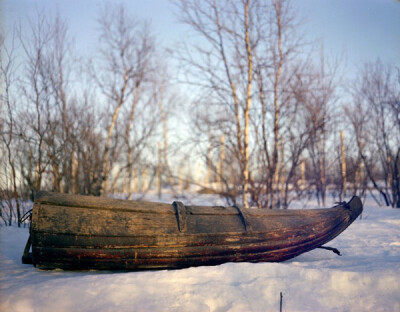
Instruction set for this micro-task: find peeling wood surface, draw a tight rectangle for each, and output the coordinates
[28,191,363,270]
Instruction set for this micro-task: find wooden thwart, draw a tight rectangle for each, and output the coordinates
[232,205,252,231]
[173,201,187,233]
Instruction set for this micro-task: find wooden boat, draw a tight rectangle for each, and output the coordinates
[22,191,363,270]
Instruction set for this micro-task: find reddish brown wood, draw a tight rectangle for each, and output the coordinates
[26,191,363,270]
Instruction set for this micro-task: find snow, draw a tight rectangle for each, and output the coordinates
[1,194,400,312]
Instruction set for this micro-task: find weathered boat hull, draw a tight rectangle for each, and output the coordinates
[25,192,363,270]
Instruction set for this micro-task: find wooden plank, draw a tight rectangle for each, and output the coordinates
[32,220,347,270]
[186,205,238,215]
[35,191,174,213]
[33,225,317,249]
[32,210,345,259]
[36,204,179,236]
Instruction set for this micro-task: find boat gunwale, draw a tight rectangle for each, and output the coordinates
[35,201,349,217]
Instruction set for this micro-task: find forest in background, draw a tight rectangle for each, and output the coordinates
[1,0,399,227]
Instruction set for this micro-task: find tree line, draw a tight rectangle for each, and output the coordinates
[1,1,399,227]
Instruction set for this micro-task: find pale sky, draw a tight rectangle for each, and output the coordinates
[298,0,400,71]
[1,0,400,79]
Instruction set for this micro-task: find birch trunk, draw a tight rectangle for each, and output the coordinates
[243,0,252,208]
[340,130,347,199]
[270,0,284,209]
[99,73,129,196]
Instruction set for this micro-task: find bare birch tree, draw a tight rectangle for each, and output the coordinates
[176,0,309,208]
[0,31,23,226]
[0,5,164,199]
[151,63,180,197]
[94,4,157,196]
[18,10,57,199]
[176,0,260,207]
[303,62,339,206]
[46,14,75,194]
[349,60,400,207]
[252,0,305,208]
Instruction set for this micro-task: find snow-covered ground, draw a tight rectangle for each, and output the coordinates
[1,193,399,312]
